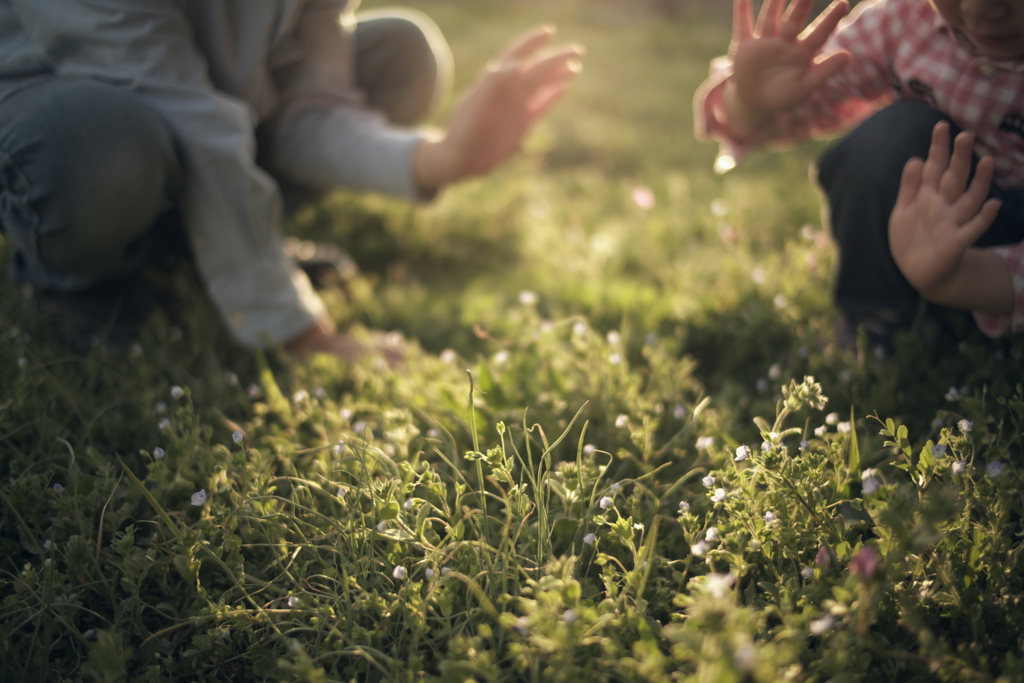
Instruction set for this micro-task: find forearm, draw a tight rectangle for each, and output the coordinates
[917,249,1014,316]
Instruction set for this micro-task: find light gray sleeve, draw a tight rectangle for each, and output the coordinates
[7,0,326,348]
[261,0,427,201]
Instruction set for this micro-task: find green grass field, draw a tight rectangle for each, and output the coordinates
[3,1,1024,680]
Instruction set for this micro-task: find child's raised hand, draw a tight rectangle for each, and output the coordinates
[889,122,1002,300]
[726,0,851,135]
[413,26,583,194]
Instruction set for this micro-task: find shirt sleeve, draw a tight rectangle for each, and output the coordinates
[259,0,428,201]
[973,245,1024,337]
[694,0,897,171]
[7,0,326,348]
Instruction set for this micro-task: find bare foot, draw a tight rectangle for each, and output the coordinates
[284,318,405,367]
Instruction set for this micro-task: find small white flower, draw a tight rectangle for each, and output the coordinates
[440,348,457,363]
[441,567,452,576]
[153,447,165,460]
[704,572,736,598]
[673,404,687,420]
[946,387,960,401]
[696,436,714,451]
[247,384,261,399]
[599,496,613,510]
[615,414,629,429]
[562,609,577,624]
[333,443,345,456]
[17,356,27,368]
[404,498,415,510]
[801,566,814,578]
[53,483,63,493]
[705,527,719,542]
[512,615,530,635]
[583,533,597,545]
[750,539,762,550]
[352,420,368,435]
[734,445,750,461]
[702,475,715,488]
[751,267,766,285]
[573,321,588,336]
[861,468,878,480]
[232,430,244,444]
[191,489,207,506]
[336,486,347,499]
[425,568,436,579]
[862,477,879,495]
[734,642,757,671]
[764,511,777,523]
[768,363,782,380]
[710,198,728,216]
[690,540,708,557]
[610,482,622,494]
[711,488,726,504]
[609,353,622,365]
[932,444,947,457]
[377,520,388,532]
[158,418,171,431]
[583,444,596,456]
[632,185,656,211]
[43,540,52,550]
[825,412,839,425]
[987,460,1004,478]
[518,290,538,306]
[287,596,299,608]
[633,522,644,531]
[339,408,354,421]
[314,387,326,400]
[952,460,967,475]
[292,389,309,404]
[809,614,835,636]
[932,417,945,429]
[761,441,771,452]
[493,350,509,366]
[756,377,770,394]
[799,440,810,451]
[170,386,185,400]
[958,419,974,433]
[392,566,407,580]
[837,421,851,434]
[814,425,828,437]
[678,500,690,511]
[155,402,167,414]
[606,330,621,345]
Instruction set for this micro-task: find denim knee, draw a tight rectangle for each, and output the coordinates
[0,78,182,290]
[354,9,454,126]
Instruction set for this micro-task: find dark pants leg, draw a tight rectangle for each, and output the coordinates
[0,78,183,292]
[815,101,1024,325]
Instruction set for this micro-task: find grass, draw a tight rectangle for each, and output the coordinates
[2,1,1024,680]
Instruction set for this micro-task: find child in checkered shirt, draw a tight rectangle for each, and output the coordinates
[695,0,1024,345]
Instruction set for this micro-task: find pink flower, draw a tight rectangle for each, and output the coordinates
[850,546,879,581]
[631,186,656,211]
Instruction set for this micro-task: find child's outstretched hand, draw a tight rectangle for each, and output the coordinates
[889,122,1011,312]
[413,26,583,194]
[726,0,851,136]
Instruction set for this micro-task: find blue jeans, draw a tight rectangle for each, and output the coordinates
[0,11,450,294]
[816,101,1024,324]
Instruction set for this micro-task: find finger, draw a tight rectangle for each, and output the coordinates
[955,155,996,223]
[521,47,584,93]
[940,130,975,200]
[960,198,1002,249]
[756,0,786,36]
[780,0,815,41]
[497,26,557,68]
[796,50,850,94]
[528,82,570,121]
[894,157,924,211]
[921,121,951,188]
[799,0,851,52]
[733,0,755,44]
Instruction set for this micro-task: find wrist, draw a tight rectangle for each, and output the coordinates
[722,79,772,140]
[413,133,458,196]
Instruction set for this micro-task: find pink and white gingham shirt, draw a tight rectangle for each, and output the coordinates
[695,0,1024,337]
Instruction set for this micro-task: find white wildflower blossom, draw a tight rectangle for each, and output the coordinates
[191,489,207,506]
[170,386,185,400]
[673,404,687,420]
[837,421,851,434]
[932,444,947,457]
[704,572,736,598]
[678,501,690,511]
[158,418,171,431]
[862,477,879,495]
[711,488,726,503]
[952,460,967,475]
[705,527,719,542]
[392,566,407,580]
[702,475,715,488]
[518,290,537,306]
[493,350,509,365]
[606,330,621,345]
[958,419,974,433]
[404,498,415,510]
[610,482,622,494]
[153,447,165,460]
[609,353,622,365]
[690,540,708,557]
[599,496,613,510]
[801,566,814,578]
[768,363,782,380]
[809,615,835,636]
[287,596,299,608]
[615,414,629,428]
[376,520,388,532]
[633,522,644,531]
[583,533,596,545]
[425,568,436,579]
[155,402,167,414]
[292,389,309,404]
[441,567,452,576]
[814,425,828,437]
[734,445,750,461]
[825,412,839,425]
[696,436,714,451]
[562,609,577,624]
[987,461,1004,478]
[53,483,63,493]
[583,444,596,456]
[764,511,777,523]
[232,430,244,444]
